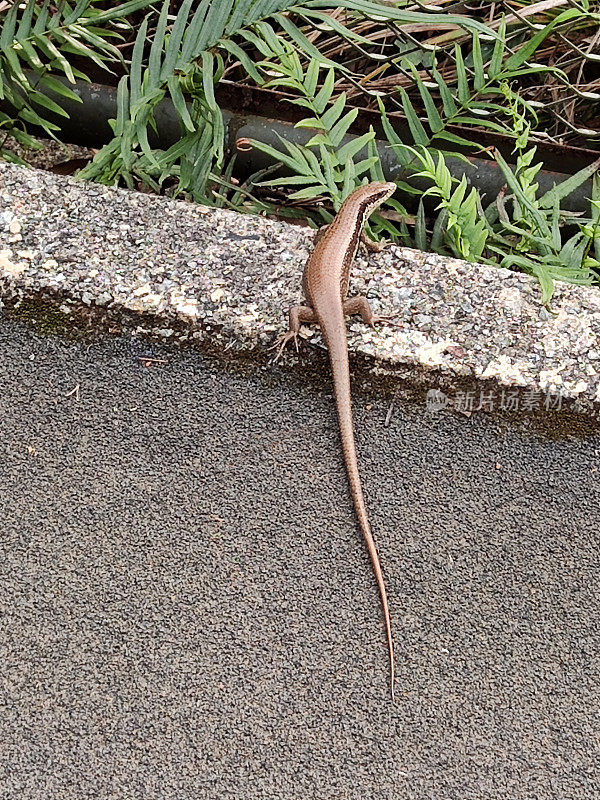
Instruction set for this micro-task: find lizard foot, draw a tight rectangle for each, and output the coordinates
[370,313,395,328]
[360,231,389,253]
[270,331,299,362]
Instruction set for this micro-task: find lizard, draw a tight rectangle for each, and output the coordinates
[274,181,398,698]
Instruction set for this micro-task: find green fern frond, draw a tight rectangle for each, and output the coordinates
[0,0,153,159]
[75,0,498,202]
[246,50,400,237]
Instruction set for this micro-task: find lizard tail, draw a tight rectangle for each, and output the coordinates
[319,308,396,699]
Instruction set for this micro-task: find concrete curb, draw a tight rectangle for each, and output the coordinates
[1,161,600,416]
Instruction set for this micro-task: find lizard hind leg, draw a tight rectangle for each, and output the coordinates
[343,295,392,329]
[271,304,317,361]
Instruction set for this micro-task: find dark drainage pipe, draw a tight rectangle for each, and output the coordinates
[11,76,597,213]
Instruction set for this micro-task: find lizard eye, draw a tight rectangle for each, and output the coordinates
[371,190,390,206]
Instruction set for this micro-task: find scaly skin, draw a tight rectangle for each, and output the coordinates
[275,182,397,698]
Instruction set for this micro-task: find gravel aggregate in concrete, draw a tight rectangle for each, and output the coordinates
[2,161,600,413]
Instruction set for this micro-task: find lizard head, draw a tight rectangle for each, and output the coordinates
[344,181,396,221]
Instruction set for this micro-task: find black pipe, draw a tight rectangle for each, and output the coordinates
[5,76,596,213]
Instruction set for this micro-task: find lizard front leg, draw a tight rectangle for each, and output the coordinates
[272,304,317,361]
[360,230,387,253]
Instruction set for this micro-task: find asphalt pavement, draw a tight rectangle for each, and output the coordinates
[1,313,600,799]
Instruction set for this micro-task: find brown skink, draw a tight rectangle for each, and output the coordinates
[275,181,397,697]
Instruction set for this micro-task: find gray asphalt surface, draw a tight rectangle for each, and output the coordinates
[1,313,600,800]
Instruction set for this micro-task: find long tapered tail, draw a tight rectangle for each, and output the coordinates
[318,305,395,698]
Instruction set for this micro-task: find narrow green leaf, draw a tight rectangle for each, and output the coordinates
[148,0,169,88]
[302,147,327,184]
[259,175,322,186]
[245,138,309,174]
[62,0,92,25]
[336,130,375,163]
[30,88,69,117]
[16,0,36,42]
[219,38,263,84]
[180,0,212,63]
[265,77,305,91]
[313,68,335,114]
[431,130,476,150]
[320,143,338,195]
[308,0,497,38]
[161,0,193,80]
[5,125,41,149]
[3,47,29,85]
[495,149,550,236]
[531,264,555,303]
[454,45,469,106]
[450,174,468,208]
[489,15,505,78]
[137,116,161,169]
[19,106,59,131]
[288,97,315,110]
[498,67,551,81]
[303,58,320,97]
[305,132,329,147]
[254,21,286,57]
[550,197,561,251]
[294,117,322,129]
[342,157,355,199]
[33,0,50,35]
[432,61,456,118]
[91,0,154,24]
[225,0,255,36]
[320,92,346,130]
[353,156,379,176]
[0,1,18,50]
[376,96,404,148]
[167,75,194,131]
[130,86,164,120]
[54,31,106,70]
[190,0,234,56]
[300,8,373,46]
[279,136,313,173]
[329,107,358,147]
[539,156,600,209]
[16,39,44,71]
[202,51,217,110]
[415,199,427,251]
[274,13,340,70]
[431,207,448,252]
[33,34,76,82]
[38,74,81,102]
[398,87,428,145]
[288,185,325,201]
[503,8,581,72]
[113,75,129,137]
[452,116,511,134]
[129,15,148,108]
[367,136,385,182]
[416,78,443,133]
[560,232,587,270]
[471,34,485,91]
[210,106,225,166]
[497,219,555,250]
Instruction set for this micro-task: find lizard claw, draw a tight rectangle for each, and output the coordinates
[366,238,388,253]
[370,314,395,329]
[270,331,299,362]
[360,232,389,253]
